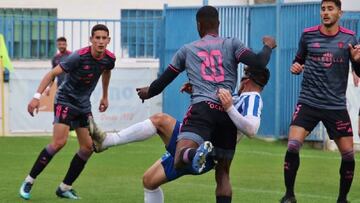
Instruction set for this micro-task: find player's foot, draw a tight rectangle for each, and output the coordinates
[56,187,80,199]
[88,117,108,153]
[280,195,297,203]
[192,141,213,173]
[19,181,33,200]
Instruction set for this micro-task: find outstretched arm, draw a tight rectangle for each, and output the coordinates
[237,36,276,68]
[137,66,180,101]
[27,65,64,116]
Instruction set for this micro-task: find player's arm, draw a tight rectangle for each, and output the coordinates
[291,33,307,75]
[137,47,186,101]
[236,36,276,68]
[27,65,64,116]
[137,66,180,101]
[218,89,260,138]
[349,40,360,77]
[99,69,111,112]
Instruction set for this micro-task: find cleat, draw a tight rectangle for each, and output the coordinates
[56,187,80,200]
[19,181,33,200]
[280,195,297,203]
[192,141,213,173]
[88,117,107,153]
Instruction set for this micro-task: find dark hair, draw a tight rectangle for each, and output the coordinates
[56,37,67,42]
[244,66,270,88]
[91,24,109,36]
[321,0,341,9]
[196,6,219,29]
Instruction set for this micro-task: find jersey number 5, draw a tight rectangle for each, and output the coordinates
[197,50,225,82]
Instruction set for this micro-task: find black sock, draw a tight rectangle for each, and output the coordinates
[216,196,231,203]
[179,148,196,164]
[284,150,299,197]
[29,148,54,179]
[62,154,87,186]
[338,159,355,202]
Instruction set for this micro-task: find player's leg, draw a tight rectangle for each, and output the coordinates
[56,114,93,199]
[143,160,168,203]
[174,102,214,172]
[89,113,176,152]
[323,109,354,203]
[212,112,237,203]
[19,104,71,200]
[215,159,232,203]
[281,103,317,203]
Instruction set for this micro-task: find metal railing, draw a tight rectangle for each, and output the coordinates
[0,16,162,59]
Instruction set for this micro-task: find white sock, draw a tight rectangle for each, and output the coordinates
[59,182,72,191]
[25,175,35,184]
[144,187,164,203]
[102,119,157,148]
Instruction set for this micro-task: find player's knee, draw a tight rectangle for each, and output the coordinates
[287,139,302,153]
[51,140,67,151]
[79,145,93,155]
[150,113,170,129]
[142,173,157,190]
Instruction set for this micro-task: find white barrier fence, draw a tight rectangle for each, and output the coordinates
[9,67,161,134]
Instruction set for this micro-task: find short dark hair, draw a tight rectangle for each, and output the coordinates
[196,6,219,29]
[56,37,67,42]
[91,24,109,36]
[321,0,341,9]
[244,66,270,88]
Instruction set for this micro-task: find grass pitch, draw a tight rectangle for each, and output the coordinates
[0,136,359,203]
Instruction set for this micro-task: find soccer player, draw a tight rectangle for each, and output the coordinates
[46,37,71,93]
[136,5,276,203]
[280,1,360,203]
[89,66,270,203]
[19,24,116,200]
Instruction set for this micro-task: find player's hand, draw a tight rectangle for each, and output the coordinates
[263,36,277,49]
[290,62,304,75]
[180,82,192,94]
[99,97,109,112]
[136,86,150,103]
[217,88,233,111]
[349,44,360,63]
[27,98,40,117]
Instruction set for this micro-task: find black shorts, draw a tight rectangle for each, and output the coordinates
[290,103,353,140]
[53,103,92,129]
[179,101,237,159]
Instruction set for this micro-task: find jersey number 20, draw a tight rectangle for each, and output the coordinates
[198,50,225,82]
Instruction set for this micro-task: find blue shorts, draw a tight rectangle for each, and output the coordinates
[161,121,215,181]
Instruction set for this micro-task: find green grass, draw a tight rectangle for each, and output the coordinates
[0,136,359,203]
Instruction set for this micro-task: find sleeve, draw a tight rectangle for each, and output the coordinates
[233,38,272,68]
[350,36,360,77]
[293,33,307,65]
[59,52,80,73]
[170,46,186,73]
[226,105,260,138]
[108,58,115,70]
[51,57,56,68]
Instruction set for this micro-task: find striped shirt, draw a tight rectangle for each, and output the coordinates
[233,92,262,118]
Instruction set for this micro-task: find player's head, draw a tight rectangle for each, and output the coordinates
[90,24,111,55]
[238,66,270,95]
[56,37,67,53]
[320,0,342,28]
[196,6,220,38]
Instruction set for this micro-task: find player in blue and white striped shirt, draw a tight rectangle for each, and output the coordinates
[88,66,269,203]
